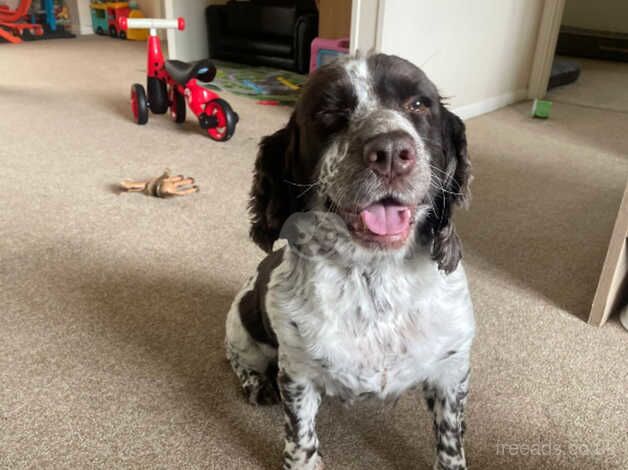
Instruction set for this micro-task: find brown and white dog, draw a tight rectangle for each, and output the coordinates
[225,53,474,470]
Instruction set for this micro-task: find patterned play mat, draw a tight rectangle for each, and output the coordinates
[208,61,306,105]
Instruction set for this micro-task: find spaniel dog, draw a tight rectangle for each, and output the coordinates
[225,53,474,470]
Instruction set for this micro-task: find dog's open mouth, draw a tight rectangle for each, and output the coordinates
[332,196,416,249]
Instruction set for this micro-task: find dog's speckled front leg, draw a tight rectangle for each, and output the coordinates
[278,370,323,470]
[424,370,469,470]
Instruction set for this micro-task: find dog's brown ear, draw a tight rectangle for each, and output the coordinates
[249,114,300,252]
[429,107,472,273]
[441,107,472,208]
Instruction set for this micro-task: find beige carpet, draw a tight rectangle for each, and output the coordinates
[1,37,627,470]
[548,56,628,113]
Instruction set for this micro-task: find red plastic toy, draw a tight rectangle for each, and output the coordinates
[119,16,238,141]
[106,3,131,39]
[0,0,43,44]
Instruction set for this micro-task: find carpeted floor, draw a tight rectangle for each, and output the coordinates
[1,36,627,470]
[548,56,628,113]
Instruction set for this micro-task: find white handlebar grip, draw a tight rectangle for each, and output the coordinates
[118,17,185,31]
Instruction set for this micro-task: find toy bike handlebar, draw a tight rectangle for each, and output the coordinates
[118,17,185,32]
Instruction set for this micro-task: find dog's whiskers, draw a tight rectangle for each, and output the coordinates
[284,178,323,199]
[429,172,463,196]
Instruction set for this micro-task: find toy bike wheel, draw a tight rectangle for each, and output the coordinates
[109,25,116,37]
[147,77,168,114]
[204,99,237,142]
[119,30,126,40]
[130,84,149,125]
[170,87,186,124]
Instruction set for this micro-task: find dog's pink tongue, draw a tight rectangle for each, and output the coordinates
[360,203,410,236]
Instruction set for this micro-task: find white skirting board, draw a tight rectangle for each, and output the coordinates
[70,21,93,35]
[452,89,529,121]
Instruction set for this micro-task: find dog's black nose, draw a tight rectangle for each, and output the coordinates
[363,131,416,179]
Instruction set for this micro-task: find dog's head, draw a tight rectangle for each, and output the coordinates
[249,54,471,272]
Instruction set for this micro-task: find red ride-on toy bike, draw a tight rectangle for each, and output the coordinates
[118,16,238,141]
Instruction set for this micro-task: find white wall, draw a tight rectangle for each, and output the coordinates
[562,0,628,34]
[164,0,209,61]
[374,0,545,119]
[136,0,164,19]
[66,0,93,35]
[350,0,380,56]
[64,0,164,36]
[136,0,166,39]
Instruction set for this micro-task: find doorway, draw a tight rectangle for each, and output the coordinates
[530,0,628,326]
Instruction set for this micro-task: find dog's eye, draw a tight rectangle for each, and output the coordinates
[315,108,351,133]
[405,97,430,114]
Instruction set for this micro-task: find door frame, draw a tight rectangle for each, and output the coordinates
[349,0,381,55]
[528,0,566,99]
[353,0,567,100]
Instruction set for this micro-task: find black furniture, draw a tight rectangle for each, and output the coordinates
[547,59,580,90]
[206,0,318,74]
[557,26,628,63]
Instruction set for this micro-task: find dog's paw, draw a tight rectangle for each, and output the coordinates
[433,459,466,470]
[313,455,324,470]
[242,377,280,406]
[283,453,323,470]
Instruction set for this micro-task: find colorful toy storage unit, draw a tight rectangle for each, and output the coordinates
[89,1,147,40]
[89,2,108,35]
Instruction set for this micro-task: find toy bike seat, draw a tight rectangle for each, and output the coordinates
[165,59,217,85]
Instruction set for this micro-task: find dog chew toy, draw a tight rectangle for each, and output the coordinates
[531,99,552,119]
[119,170,198,197]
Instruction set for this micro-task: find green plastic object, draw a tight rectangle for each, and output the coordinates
[532,99,552,119]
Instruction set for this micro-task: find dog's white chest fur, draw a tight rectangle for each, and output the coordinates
[268,248,475,400]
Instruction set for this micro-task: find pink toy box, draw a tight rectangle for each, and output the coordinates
[309,37,350,73]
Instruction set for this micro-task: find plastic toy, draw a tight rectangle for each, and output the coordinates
[532,99,552,119]
[124,9,147,41]
[27,0,57,32]
[56,4,70,23]
[119,16,238,141]
[90,1,146,39]
[119,169,198,197]
[0,0,43,43]
[27,0,58,33]
[276,76,299,91]
[90,1,131,38]
[89,2,108,35]
[242,79,264,94]
[41,0,55,32]
[105,2,129,37]
[309,37,349,73]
